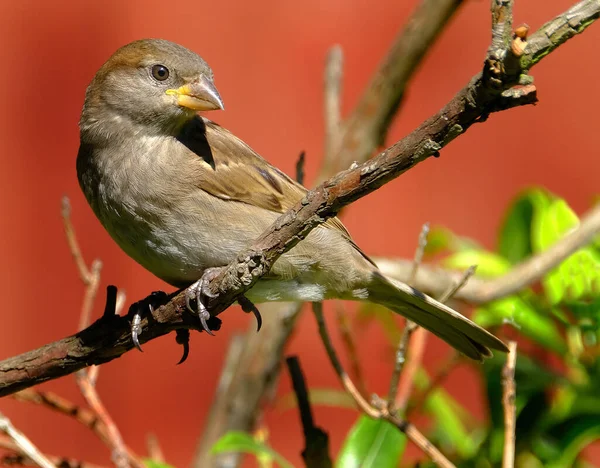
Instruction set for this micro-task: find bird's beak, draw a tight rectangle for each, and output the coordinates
[166,75,224,111]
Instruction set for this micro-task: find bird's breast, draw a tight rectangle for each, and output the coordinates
[76,136,276,285]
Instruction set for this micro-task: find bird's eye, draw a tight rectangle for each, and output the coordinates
[151,64,170,81]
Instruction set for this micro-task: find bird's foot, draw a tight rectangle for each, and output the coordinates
[129,290,169,352]
[238,295,262,332]
[186,267,223,335]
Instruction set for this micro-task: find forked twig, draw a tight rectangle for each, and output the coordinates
[312,303,455,468]
[62,197,139,468]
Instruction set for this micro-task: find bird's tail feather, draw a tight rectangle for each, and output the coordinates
[367,272,508,361]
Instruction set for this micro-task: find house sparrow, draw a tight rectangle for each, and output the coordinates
[77,39,507,360]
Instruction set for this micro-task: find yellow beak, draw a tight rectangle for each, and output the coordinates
[166,75,224,111]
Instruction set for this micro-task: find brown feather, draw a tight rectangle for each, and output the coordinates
[180,117,376,266]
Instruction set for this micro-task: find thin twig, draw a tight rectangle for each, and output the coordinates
[502,341,518,468]
[62,196,104,331]
[323,45,344,168]
[388,223,429,412]
[146,434,165,463]
[286,356,332,468]
[312,303,376,417]
[0,412,55,468]
[394,265,477,413]
[75,376,134,468]
[387,323,418,411]
[311,303,455,467]
[392,327,426,414]
[387,223,429,399]
[409,223,430,285]
[64,200,137,468]
[61,197,90,283]
[0,436,105,468]
[11,388,137,465]
[335,305,367,397]
[79,259,102,331]
[439,265,477,303]
[387,413,455,468]
[13,389,102,434]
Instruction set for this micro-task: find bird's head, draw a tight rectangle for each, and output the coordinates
[80,39,223,138]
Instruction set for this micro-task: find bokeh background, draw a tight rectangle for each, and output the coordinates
[0,0,599,466]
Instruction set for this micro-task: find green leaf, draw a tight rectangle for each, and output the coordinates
[425,389,480,458]
[211,432,293,468]
[473,297,566,354]
[336,416,406,468]
[425,226,480,255]
[570,298,600,325]
[412,369,481,458]
[443,249,511,277]
[144,461,176,468]
[545,415,600,467]
[532,198,600,308]
[498,189,549,264]
[533,199,579,252]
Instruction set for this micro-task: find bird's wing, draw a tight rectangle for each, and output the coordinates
[184,118,340,227]
[180,117,376,266]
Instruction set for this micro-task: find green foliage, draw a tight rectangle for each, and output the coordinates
[216,188,600,467]
[336,416,406,468]
[344,188,600,466]
[211,431,294,468]
[447,189,600,466]
[144,460,176,468]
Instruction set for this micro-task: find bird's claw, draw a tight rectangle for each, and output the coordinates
[175,329,190,364]
[131,311,143,352]
[186,267,223,335]
[238,295,262,332]
[129,291,169,352]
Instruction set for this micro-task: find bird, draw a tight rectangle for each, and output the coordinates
[76,38,508,361]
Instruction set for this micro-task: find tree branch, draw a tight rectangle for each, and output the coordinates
[311,303,455,468]
[374,202,600,303]
[0,0,597,398]
[195,1,468,461]
[320,0,465,179]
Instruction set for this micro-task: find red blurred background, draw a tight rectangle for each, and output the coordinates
[0,0,598,466]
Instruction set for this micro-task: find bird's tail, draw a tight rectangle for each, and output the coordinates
[367,271,508,361]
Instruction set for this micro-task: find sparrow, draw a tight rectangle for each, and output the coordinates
[76,39,508,360]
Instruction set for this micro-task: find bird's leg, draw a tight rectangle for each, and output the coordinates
[237,295,263,332]
[186,267,224,335]
[129,290,169,352]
